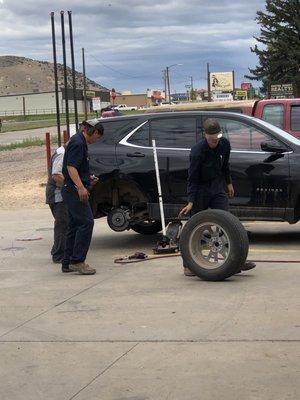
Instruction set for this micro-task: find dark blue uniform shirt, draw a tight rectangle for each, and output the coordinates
[62,132,90,188]
[187,137,232,202]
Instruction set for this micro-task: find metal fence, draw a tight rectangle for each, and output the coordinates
[0,108,78,117]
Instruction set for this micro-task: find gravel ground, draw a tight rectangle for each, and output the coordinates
[0,146,50,209]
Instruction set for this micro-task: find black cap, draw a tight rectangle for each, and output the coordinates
[203,118,222,137]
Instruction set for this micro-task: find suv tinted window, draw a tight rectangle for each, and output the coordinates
[213,117,269,151]
[291,105,300,130]
[101,119,139,144]
[127,122,150,146]
[150,117,196,148]
[262,104,284,129]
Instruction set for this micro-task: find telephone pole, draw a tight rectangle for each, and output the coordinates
[207,62,211,102]
[190,76,194,101]
[162,69,167,101]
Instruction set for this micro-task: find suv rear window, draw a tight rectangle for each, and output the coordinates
[127,122,150,146]
[291,105,300,131]
[262,104,284,129]
[150,117,196,148]
[100,119,139,144]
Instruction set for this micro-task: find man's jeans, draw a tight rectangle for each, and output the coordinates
[61,185,94,266]
[49,202,68,262]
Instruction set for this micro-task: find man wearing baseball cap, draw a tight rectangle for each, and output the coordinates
[180,118,256,276]
[61,120,104,275]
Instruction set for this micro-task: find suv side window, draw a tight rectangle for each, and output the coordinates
[150,117,197,148]
[291,105,300,130]
[213,117,270,151]
[262,104,284,129]
[100,119,139,145]
[127,122,150,146]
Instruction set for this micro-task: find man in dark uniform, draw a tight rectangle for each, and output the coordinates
[61,120,104,275]
[180,118,256,276]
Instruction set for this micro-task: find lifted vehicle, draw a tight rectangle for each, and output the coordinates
[88,111,300,234]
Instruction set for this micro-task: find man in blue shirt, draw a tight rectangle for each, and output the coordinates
[180,118,255,276]
[61,120,104,274]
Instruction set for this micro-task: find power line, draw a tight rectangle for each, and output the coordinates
[86,51,160,80]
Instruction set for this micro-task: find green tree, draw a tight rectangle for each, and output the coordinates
[245,0,300,97]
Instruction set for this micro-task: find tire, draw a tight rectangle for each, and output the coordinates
[180,210,249,281]
[131,220,162,235]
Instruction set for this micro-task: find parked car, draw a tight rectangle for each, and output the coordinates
[146,99,300,138]
[113,104,138,111]
[88,111,300,234]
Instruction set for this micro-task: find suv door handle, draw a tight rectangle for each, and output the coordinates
[126,152,145,157]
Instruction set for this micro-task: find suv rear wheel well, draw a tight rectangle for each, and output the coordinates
[90,178,150,218]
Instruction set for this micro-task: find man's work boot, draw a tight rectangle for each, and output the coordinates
[184,267,196,277]
[70,262,96,275]
[62,264,73,273]
[236,261,256,274]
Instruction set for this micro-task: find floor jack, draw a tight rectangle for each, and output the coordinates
[152,139,183,255]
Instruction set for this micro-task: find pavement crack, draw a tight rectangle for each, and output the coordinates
[67,342,139,400]
[0,272,121,339]
[1,339,300,343]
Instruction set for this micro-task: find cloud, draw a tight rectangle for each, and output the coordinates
[0,0,266,92]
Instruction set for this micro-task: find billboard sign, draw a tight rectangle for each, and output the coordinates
[92,97,101,111]
[210,72,234,92]
[235,90,248,98]
[241,82,251,91]
[270,84,294,98]
[85,90,96,98]
[212,92,233,102]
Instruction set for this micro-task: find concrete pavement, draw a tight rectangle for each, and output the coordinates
[0,208,299,399]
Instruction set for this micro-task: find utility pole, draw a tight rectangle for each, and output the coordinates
[50,11,61,146]
[166,66,171,103]
[68,11,79,131]
[190,76,194,101]
[61,11,70,138]
[82,48,87,120]
[207,62,211,102]
[162,69,167,101]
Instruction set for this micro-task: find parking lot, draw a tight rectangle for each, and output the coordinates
[1,207,299,400]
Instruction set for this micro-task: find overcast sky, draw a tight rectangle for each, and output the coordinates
[0,0,266,93]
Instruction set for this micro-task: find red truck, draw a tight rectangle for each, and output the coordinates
[147,98,300,137]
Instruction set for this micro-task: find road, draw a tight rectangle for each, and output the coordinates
[1,209,299,400]
[0,125,66,145]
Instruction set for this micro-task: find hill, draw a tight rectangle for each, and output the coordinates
[0,56,109,96]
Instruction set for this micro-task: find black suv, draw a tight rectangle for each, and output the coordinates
[88,111,300,234]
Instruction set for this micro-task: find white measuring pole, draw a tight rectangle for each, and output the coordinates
[152,139,167,236]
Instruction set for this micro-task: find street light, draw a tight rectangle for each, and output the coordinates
[166,63,182,103]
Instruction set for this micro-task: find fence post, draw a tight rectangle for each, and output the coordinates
[63,129,68,144]
[45,132,51,170]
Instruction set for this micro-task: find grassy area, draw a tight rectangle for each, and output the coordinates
[0,136,58,152]
[2,113,96,122]
[1,113,97,133]
[0,110,145,133]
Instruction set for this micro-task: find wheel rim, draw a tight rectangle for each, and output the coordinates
[188,222,230,269]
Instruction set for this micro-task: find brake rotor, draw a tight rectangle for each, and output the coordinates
[107,208,131,232]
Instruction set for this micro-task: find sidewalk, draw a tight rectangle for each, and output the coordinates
[0,208,299,399]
